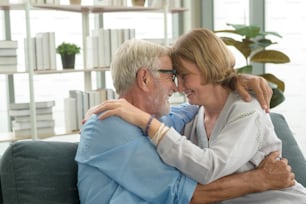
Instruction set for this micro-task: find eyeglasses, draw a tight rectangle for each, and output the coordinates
[157,69,177,82]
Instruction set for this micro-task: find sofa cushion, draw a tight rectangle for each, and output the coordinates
[270,112,306,187]
[0,140,79,204]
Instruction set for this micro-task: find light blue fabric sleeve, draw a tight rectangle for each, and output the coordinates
[75,114,197,204]
[160,103,199,132]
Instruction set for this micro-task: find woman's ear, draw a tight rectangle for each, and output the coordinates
[136,68,151,91]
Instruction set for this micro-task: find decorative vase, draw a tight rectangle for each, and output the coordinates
[131,0,145,6]
[61,54,75,69]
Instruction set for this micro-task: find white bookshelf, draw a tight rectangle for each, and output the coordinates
[0,1,186,142]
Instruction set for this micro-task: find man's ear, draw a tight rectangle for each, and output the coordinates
[136,68,151,91]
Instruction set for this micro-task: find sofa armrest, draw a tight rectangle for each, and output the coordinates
[0,141,80,204]
[270,112,306,187]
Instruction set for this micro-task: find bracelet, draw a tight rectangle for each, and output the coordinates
[151,123,170,145]
[144,115,154,136]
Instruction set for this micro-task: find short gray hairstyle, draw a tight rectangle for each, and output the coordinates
[111,39,170,95]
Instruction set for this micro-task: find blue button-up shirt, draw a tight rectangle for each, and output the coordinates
[75,104,199,204]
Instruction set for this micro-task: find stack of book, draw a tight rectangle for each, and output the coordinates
[0,40,18,72]
[9,100,56,138]
[86,28,136,68]
[24,32,57,71]
[64,88,115,132]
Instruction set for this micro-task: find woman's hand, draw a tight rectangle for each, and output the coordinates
[82,104,100,125]
[235,74,272,113]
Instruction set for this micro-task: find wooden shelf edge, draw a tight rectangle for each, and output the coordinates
[33,67,110,74]
[0,3,187,13]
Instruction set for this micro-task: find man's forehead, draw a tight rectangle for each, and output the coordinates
[160,55,173,69]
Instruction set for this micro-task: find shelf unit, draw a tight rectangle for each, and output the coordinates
[0,1,186,142]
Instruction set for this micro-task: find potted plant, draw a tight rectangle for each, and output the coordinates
[56,42,81,69]
[214,23,290,108]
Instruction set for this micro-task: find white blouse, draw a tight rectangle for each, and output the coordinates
[157,92,306,204]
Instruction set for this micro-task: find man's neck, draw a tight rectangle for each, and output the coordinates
[119,88,153,115]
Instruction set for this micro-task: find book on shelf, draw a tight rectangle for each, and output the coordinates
[0,40,18,49]
[66,89,115,130]
[169,0,182,8]
[110,29,123,58]
[90,28,136,68]
[28,32,57,71]
[0,56,17,65]
[92,28,111,67]
[24,37,37,71]
[9,107,53,117]
[9,100,56,137]
[85,35,99,69]
[0,64,17,72]
[12,119,55,131]
[36,32,49,70]
[64,97,78,132]
[36,32,56,70]
[0,41,18,70]
[47,32,57,70]
[9,100,55,110]
[69,90,84,130]
[0,48,17,56]
[13,113,53,122]
[13,127,55,138]
[82,91,90,117]
[34,34,44,70]
[9,100,55,117]
[87,90,102,107]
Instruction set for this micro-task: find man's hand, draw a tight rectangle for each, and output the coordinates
[235,74,272,113]
[258,151,295,190]
[189,151,295,204]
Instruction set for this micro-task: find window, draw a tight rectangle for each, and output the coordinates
[266,0,306,155]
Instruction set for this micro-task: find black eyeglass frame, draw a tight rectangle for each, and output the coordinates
[157,69,177,82]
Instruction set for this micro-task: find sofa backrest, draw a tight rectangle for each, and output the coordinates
[0,140,79,204]
[270,112,306,187]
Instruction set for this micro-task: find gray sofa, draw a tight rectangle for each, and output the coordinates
[0,112,305,204]
[0,141,79,204]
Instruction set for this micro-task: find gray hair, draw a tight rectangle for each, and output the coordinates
[111,39,170,95]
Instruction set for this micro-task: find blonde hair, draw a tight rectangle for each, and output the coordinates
[171,28,237,88]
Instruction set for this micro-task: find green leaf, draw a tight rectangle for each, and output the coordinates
[214,29,240,35]
[260,73,285,92]
[221,37,252,59]
[236,65,253,73]
[270,88,285,109]
[56,42,81,55]
[226,23,261,38]
[261,74,285,108]
[255,38,274,48]
[251,50,290,64]
[258,31,282,38]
